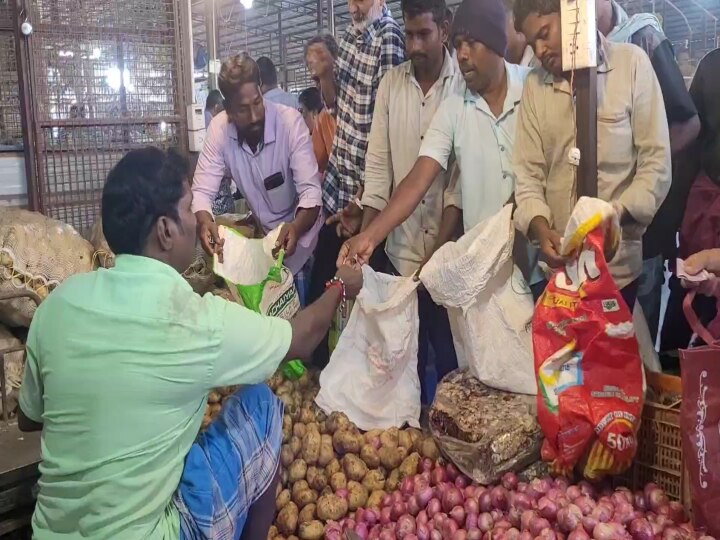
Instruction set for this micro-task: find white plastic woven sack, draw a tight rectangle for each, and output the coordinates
[213,225,299,319]
[0,209,94,327]
[315,266,422,430]
[419,205,536,395]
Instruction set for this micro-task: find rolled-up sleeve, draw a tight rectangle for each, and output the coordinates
[288,112,323,210]
[443,161,462,209]
[618,51,671,226]
[362,75,393,211]
[418,98,456,171]
[192,115,228,216]
[513,80,553,236]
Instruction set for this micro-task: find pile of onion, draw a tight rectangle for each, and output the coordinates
[324,460,715,540]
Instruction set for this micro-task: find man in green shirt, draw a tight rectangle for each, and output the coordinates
[18,147,362,540]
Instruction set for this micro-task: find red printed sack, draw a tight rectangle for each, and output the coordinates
[533,198,644,479]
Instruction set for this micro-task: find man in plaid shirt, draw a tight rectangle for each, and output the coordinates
[310,0,406,365]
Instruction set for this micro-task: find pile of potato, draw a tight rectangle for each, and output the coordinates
[264,371,442,540]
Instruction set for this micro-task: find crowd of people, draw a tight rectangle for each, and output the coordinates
[16,0,720,537]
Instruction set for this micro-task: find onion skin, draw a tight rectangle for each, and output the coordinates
[426,498,441,518]
[568,528,591,540]
[557,504,583,533]
[416,525,430,540]
[491,486,510,511]
[567,486,582,501]
[503,472,520,491]
[593,522,629,540]
[395,515,416,539]
[391,502,407,521]
[429,531,442,540]
[628,518,653,540]
[479,490,493,513]
[539,496,559,521]
[446,463,460,482]
[467,529,483,540]
[416,510,428,527]
[455,475,470,489]
[355,522,369,539]
[530,517,552,536]
[512,492,533,511]
[465,497,480,515]
[478,512,495,533]
[449,505,465,527]
[466,512,478,530]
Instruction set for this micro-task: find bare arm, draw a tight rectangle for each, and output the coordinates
[286,287,342,360]
[360,207,380,232]
[669,115,700,155]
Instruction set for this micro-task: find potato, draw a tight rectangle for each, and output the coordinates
[316,493,349,521]
[288,459,308,483]
[292,480,310,498]
[268,372,284,391]
[362,469,386,492]
[332,429,361,455]
[301,432,321,465]
[360,444,380,468]
[267,524,279,539]
[299,408,315,424]
[325,412,351,434]
[306,467,327,491]
[398,430,413,450]
[342,454,368,482]
[406,428,422,447]
[293,489,317,509]
[286,437,301,460]
[378,446,403,470]
[293,423,307,439]
[385,468,400,491]
[380,427,400,449]
[278,380,293,394]
[398,452,421,479]
[283,415,293,443]
[318,420,328,435]
[281,445,295,468]
[325,458,341,477]
[329,471,347,491]
[420,437,440,460]
[364,429,383,445]
[276,488,292,511]
[367,489,386,509]
[298,520,324,540]
[306,422,320,435]
[208,390,221,404]
[277,501,299,536]
[317,435,334,467]
[282,469,290,486]
[278,392,294,409]
[321,486,333,497]
[347,481,369,511]
[298,503,316,524]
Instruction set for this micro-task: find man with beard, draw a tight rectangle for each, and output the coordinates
[192,54,323,305]
[335,0,463,404]
[339,0,543,291]
[596,0,699,341]
[309,0,405,363]
[512,0,671,308]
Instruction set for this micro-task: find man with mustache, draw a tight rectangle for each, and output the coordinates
[338,0,463,404]
[309,0,405,363]
[192,54,323,305]
[339,0,544,291]
[512,0,671,308]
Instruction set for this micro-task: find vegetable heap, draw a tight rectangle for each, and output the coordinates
[325,463,713,540]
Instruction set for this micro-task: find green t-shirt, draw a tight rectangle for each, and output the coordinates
[19,255,292,539]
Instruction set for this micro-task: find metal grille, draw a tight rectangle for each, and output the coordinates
[25,0,187,234]
[0,32,22,150]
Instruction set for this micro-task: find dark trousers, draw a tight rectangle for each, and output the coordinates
[660,274,718,352]
[384,260,458,405]
[530,279,640,312]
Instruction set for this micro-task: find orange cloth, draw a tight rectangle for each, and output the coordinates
[312,110,336,174]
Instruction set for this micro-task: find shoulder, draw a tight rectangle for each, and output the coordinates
[631,24,666,53]
[377,17,404,43]
[33,271,97,318]
[698,48,720,71]
[207,111,231,137]
[381,61,410,86]
[271,101,304,126]
[509,63,533,83]
[607,40,647,64]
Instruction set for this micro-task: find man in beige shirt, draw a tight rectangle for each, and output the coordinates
[511,0,671,306]
[356,0,463,403]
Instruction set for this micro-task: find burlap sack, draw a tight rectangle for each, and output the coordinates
[0,210,94,327]
[89,218,115,269]
[0,325,25,418]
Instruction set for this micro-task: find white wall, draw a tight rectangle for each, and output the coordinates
[0,154,28,208]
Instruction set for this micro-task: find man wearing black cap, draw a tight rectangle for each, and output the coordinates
[338,0,543,290]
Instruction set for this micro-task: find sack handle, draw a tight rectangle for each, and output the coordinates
[683,289,718,346]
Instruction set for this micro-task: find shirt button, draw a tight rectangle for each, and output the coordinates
[422,102,425,107]
[500,145,505,152]
[424,229,429,234]
[420,135,424,140]
[503,173,508,179]
[421,199,426,205]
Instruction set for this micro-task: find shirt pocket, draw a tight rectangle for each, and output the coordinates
[264,172,297,215]
[597,111,633,171]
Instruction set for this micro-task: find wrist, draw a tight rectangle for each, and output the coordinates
[196,210,214,224]
[529,216,550,241]
[325,277,346,306]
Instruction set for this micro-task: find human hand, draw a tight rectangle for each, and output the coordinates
[537,227,567,268]
[336,232,377,268]
[326,199,363,238]
[681,249,720,296]
[335,265,363,299]
[274,222,299,257]
[197,213,224,263]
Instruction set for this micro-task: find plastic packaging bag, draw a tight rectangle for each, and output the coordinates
[315,266,421,430]
[419,205,536,394]
[429,369,542,485]
[533,197,644,480]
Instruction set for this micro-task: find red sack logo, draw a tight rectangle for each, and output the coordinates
[533,225,644,479]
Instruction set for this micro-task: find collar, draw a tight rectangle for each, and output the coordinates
[350,5,391,43]
[112,254,186,282]
[543,33,613,91]
[464,61,525,115]
[228,100,278,151]
[402,48,457,86]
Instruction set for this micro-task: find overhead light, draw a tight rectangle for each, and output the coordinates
[241,0,253,8]
[90,48,101,59]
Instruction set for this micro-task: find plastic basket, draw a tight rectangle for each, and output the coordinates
[615,371,690,508]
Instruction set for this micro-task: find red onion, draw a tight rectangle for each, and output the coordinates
[426,498,441,518]
[530,516,551,536]
[449,505,465,527]
[555,477,570,490]
[517,482,529,494]
[519,532,534,540]
[667,501,686,523]
[395,515,416,538]
[442,517,459,537]
[446,463,460,482]
[366,508,379,526]
[507,506,522,528]
[392,491,404,505]
[379,531,397,540]
[539,496,559,521]
[465,512,478,530]
[416,486,433,509]
[479,490,493,512]
[578,481,596,499]
[568,528,591,540]
[590,504,612,523]
[504,528,522,540]
[432,512,445,530]
[420,458,434,473]
[407,496,421,517]
[478,512,495,533]
[415,524,430,540]
[442,487,464,513]
[537,530,558,540]
[430,467,446,486]
[405,536,418,540]
[582,516,598,534]
[593,522,629,540]
[502,472,520,490]
[574,496,596,516]
[698,537,717,540]
[628,517,653,540]
[345,518,357,530]
[355,522,369,539]
[521,509,538,531]
[464,497,479,515]
[467,529,483,540]
[557,504,583,533]
[634,492,647,511]
[464,485,477,499]
[491,485,509,510]
[661,527,685,540]
[382,494,393,507]
[612,490,633,506]
[511,492,533,510]
[337,488,350,500]
[455,475,469,489]
[401,478,415,496]
[380,507,392,525]
[390,502,407,521]
[451,531,467,540]
[567,486,582,501]
[429,531,442,540]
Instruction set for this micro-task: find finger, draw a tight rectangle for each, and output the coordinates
[336,223,343,238]
[336,242,350,268]
[325,212,341,226]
